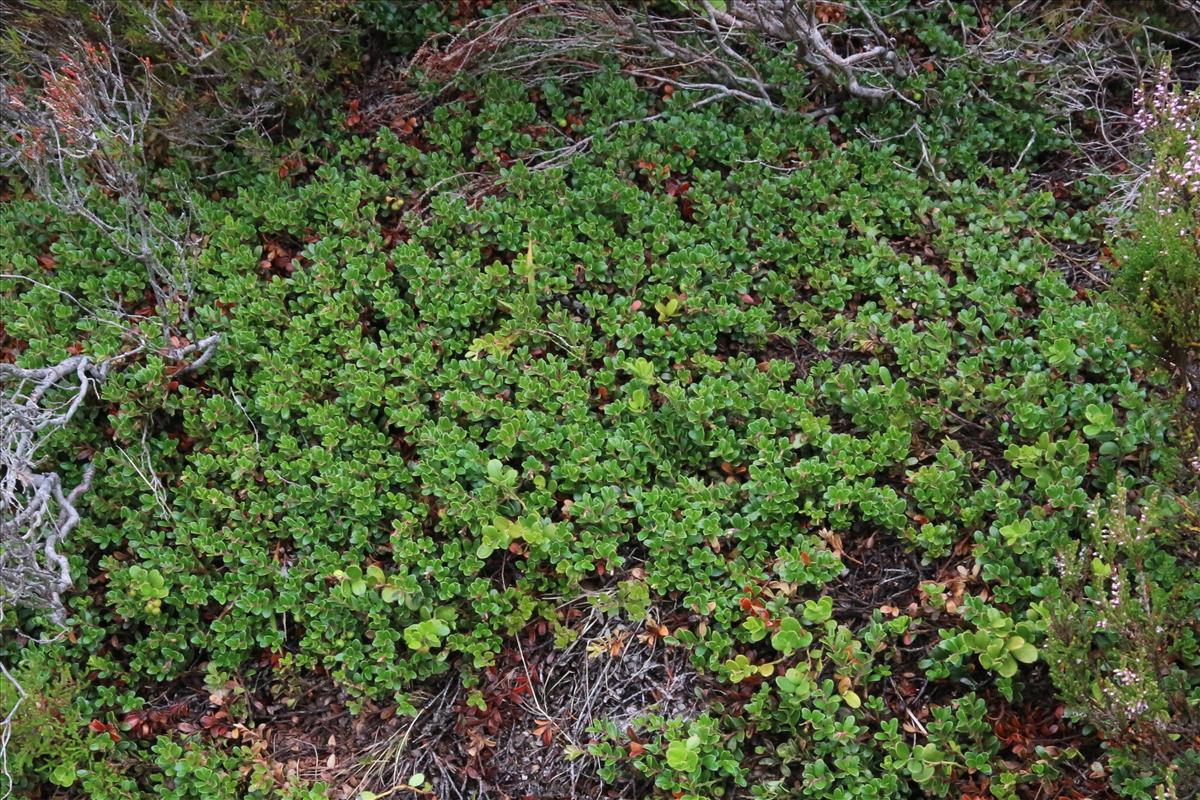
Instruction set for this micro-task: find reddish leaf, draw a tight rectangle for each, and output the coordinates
[531,718,554,746]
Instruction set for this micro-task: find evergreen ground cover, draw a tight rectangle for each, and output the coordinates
[2,3,1199,799]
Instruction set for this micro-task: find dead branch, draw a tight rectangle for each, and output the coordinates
[0,355,107,626]
[164,333,221,376]
[359,0,912,130]
[706,0,913,104]
[0,7,228,638]
[0,319,220,623]
[0,662,25,800]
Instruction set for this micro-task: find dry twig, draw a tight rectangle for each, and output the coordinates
[358,0,912,131]
[342,606,700,800]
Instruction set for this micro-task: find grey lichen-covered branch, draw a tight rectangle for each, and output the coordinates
[0,329,219,624]
[0,356,107,625]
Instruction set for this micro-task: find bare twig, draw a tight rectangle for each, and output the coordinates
[358,0,912,131]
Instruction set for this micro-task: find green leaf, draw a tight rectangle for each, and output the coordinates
[723,653,760,683]
[776,667,813,698]
[743,616,767,642]
[655,297,681,322]
[770,617,813,655]
[1010,641,1038,664]
[999,519,1031,544]
[995,655,1019,678]
[50,763,78,788]
[803,596,833,624]
[666,737,700,773]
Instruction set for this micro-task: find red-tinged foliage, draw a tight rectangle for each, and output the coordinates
[88,718,121,743]
[122,699,192,739]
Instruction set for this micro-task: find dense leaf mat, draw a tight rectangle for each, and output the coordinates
[0,66,1189,799]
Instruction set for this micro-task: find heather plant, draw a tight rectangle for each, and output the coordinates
[1112,67,1200,365]
[0,646,150,797]
[1043,489,1200,799]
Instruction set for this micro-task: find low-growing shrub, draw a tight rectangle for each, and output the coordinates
[1,0,360,149]
[1043,488,1200,799]
[0,6,1191,798]
[0,648,137,797]
[1112,68,1200,366]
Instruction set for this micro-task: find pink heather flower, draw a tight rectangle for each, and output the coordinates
[1113,667,1138,685]
[1135,66,1200,208]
